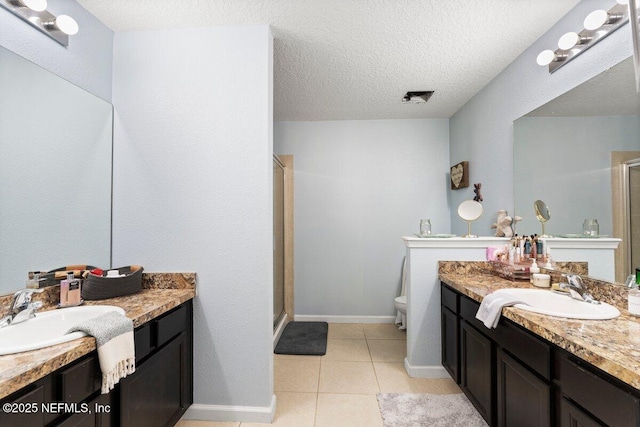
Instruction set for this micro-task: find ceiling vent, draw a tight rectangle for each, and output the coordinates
[402,91,434,104]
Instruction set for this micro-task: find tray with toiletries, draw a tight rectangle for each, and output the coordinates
[82,265,144,300]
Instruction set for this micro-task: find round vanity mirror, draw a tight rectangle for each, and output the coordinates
[534,200,552,237]
[457,200,484,238]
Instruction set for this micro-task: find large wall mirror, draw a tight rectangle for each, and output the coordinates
[514,56,640,283]
[0,45,112,295]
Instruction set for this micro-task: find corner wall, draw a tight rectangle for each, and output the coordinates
[112,25,275,422]
[0,0,113,101]
[449,0,632,235]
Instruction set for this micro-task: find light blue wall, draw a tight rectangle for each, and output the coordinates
[112,26,275,419]
[0,0,113,101]
[274,119,450,318]
[514,115,640,236]
[449,0,632,235]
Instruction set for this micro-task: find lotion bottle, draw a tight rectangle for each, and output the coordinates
[529,260,540,284]
[60,272,72,306]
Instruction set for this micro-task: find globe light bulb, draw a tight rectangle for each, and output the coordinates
[584,10,609,30]
[20,0,47,12]
[536,50,556,66]
[55,15,79,35]
[558,32,580,50]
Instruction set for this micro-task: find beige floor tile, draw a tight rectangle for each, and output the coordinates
[274,353,321,361]
[367,339,406,362]
[363,323,406,340]
[315,393,383,427]
[373,362,443,394]
[177,421,240,427]
[434,377,463,394]
[328,323,365,339]
[323,339,371,361]
[241,392,317,427]
[319,360,380,394]
[275,357,321,392]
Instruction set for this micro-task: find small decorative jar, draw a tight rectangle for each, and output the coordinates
[582,219,599,236]
[419,219,431,236]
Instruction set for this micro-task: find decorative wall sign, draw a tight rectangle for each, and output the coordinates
[450,161,469,190]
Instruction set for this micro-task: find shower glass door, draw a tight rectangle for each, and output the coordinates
[273,156,285,330]
[629,162,640,274]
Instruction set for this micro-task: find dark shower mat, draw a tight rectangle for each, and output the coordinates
[274,321,328,356]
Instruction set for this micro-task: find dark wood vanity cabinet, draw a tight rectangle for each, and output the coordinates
[441,282,640,427]
[0,300,193,427]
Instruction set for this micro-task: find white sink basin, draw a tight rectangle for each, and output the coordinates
[0,305,125,355]
[494,288,620,320]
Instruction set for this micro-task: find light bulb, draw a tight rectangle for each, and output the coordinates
[558,32,580,50]
[20,0,47,12]
[616,0,629,5]
[584,10,609,30]
[55,15,79,35]
[536,50,556,66]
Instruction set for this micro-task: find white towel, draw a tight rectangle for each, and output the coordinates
[67,311,136,393]
[475,292,528,329]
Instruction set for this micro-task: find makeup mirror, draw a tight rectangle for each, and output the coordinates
[534,200,551,237]
[457,200,484,238]
[0,45,112,295]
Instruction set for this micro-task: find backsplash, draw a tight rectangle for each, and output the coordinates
[0,272,196,313]
[438,261,629,310]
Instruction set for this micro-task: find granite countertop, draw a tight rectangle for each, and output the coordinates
[439,269,640,391]
[0,273,196,400]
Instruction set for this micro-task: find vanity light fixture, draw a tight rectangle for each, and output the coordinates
[536,2,630,73]
[0,0,79,46]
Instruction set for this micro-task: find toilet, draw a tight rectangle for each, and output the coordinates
[394,257,408,329]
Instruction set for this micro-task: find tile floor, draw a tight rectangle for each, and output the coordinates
[177,323,461,427]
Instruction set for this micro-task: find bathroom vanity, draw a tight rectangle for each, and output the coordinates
[0,276,195,427]
[440,269,640,427]
[402,235,621,378]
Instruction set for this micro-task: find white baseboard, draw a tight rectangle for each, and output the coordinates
[294,315,397,324]
[181,394,276,423]
[404,358,450,379]
[273,313,288,349]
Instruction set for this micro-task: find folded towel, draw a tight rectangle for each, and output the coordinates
[67,311,136,393]
[475,292,528,329]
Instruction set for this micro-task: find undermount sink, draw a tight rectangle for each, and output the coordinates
[0,305,125,356]
[494,288,621,320]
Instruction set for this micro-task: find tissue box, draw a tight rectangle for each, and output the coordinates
[82,265,144,300]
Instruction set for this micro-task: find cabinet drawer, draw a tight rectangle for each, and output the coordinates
[156,305,187,348]
[560,356,640,427]
[134,322,153,361]
[59,355,101,403]
[441,284,458,313]
[0,383,45,427]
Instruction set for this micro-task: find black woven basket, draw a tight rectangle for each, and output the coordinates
[82,265,143,300]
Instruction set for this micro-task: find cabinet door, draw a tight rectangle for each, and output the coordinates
[441,306,459,383]
[120,332,188,427]
[460,321,493,425]
[561,398,604,427]
[497,348,550,427]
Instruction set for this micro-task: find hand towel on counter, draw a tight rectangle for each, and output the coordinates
[475,291,528,329]
[67,311,136,393]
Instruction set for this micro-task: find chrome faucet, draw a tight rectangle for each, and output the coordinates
[560,274,600,305]
[0,288,44,328]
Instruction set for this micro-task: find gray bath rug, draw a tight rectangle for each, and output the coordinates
[274,321,328,355]
[377,393,488,427]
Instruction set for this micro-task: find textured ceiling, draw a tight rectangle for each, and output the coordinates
[78,0,581,121]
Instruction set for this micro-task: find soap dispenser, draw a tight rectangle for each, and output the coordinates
[529,259,540,284]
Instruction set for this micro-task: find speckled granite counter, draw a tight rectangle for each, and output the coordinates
[0,273,196,400]
[438,262,640,390]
